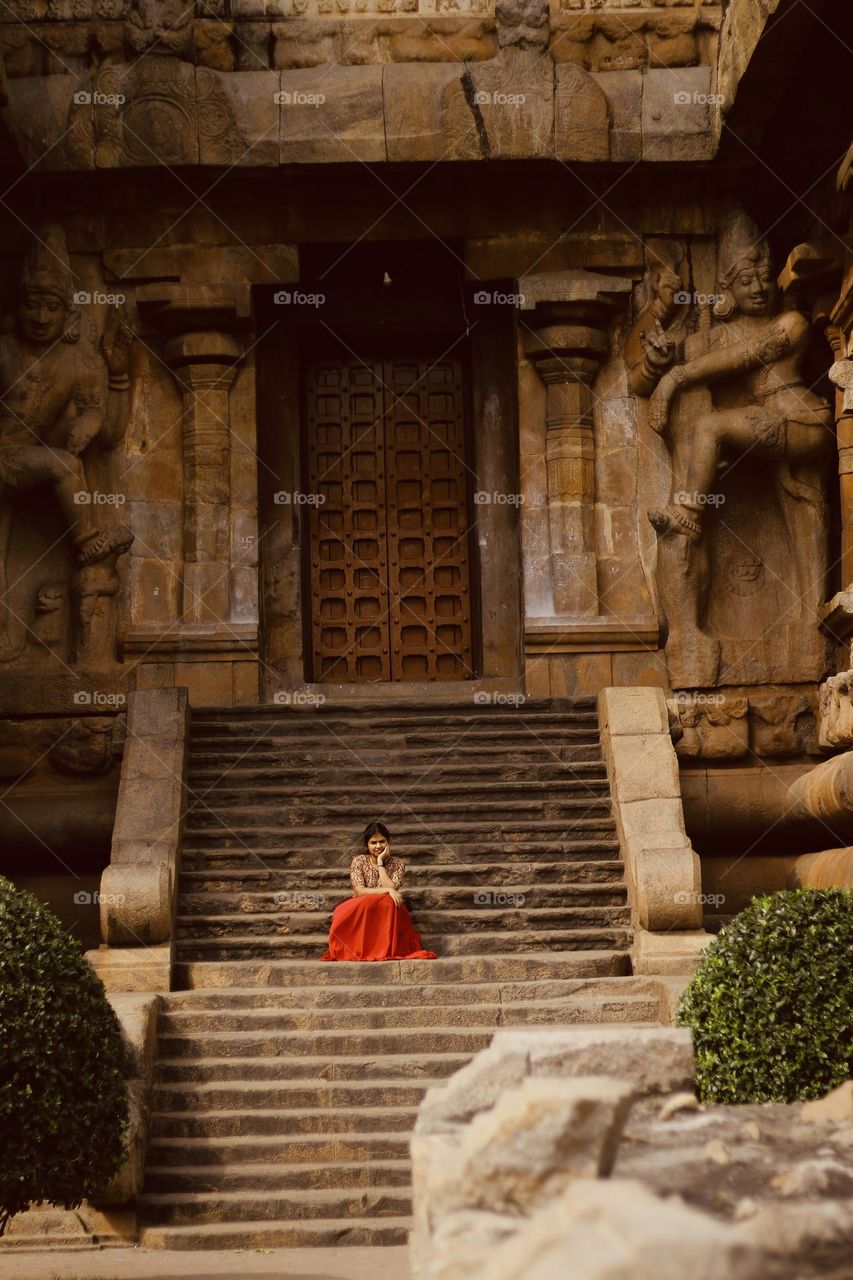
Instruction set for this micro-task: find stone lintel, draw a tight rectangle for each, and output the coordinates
[122,622,259,660]
[519,269,634,315]
[136,281,253,334]
[525,617,661,653]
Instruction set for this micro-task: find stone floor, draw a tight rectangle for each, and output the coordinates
[0,1245,410,1280]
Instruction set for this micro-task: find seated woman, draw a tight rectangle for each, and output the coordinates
[321,821,437,962]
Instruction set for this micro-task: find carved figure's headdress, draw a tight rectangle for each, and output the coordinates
[714,210,773,319]
[19,225,74,308]
[495,0,550,50]
[717,211,772,287]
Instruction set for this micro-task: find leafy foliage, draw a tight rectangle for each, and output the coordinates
[0,877,128,1232]
[678,888,853,1104]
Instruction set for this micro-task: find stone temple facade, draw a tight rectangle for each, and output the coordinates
[0,0,852,1253]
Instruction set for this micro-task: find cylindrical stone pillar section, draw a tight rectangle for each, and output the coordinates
[525,324,609,617]
[164,332,244,624]
[830,359,853,589]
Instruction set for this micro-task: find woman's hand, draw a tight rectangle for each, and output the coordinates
[387,888,404,907]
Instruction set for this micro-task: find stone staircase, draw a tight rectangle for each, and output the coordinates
[139,700,659,1249]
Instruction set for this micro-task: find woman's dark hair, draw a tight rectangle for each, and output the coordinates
[361,821,390,852]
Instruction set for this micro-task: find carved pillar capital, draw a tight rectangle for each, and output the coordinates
[519,271,632,618]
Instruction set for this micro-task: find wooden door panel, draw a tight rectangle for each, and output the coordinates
[306,354,473,683]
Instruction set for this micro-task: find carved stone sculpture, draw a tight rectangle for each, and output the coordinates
[0,226,134,665]
[495,0,550,50]
[625,259,685,398]
[635,213,833,689]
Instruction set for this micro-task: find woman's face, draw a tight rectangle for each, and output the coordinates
[367,832,389,859]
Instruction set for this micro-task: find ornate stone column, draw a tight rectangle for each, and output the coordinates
[124,283,260,704]
[163,331,244,624]
[519,270,633,619]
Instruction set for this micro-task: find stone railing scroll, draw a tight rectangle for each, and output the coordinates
[598,685,710,975]
[85,686,189,992]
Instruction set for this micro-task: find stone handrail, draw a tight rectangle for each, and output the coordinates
[597,686,710,975]
[86,687,189,993]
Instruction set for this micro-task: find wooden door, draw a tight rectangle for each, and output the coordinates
[305,355,474,682]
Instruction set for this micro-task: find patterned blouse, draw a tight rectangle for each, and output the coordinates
[350,854,405,894]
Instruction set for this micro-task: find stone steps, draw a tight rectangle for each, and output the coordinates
[180,860,625,890]
[175,927,632,961]
[176,951,631,987]
[139,1186,413,1225]
[187,758,606,782]
[139,1215,412,1249]
[176,903,630,936]
[151,1079,438,1111]
[180,839,622,866]
[183,800,614,826]
[151,1105,421,1139]
[160,974,645,1010]
[155,1051,473,1084]
[143,1159,413,1194]
[157,994,658,1035]
[187,776,608,800]
[179,881,625,907]
[180,818,617,843]
[140,701,646,1251]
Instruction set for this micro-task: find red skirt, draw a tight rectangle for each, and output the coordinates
[321,893,438,962]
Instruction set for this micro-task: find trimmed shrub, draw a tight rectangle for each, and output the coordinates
[678,888,853,1104]
[0,877,128,1233]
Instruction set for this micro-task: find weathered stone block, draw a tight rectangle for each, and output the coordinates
[384,62,462,163]
[197,69,279,165]
[417,1027,694,1134]
[279,66,385,163]
[609,734,681,802]
[598,686,669,736]
[555,64,609,161]
[489,1178,763,1280]
[596,69,642,161]
[100,861,172,945]
[465,49,553,160]
[642,66,715,161]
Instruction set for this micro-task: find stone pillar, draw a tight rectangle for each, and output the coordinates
[164,332,244,624]
[520,271,633,618]
[524,330,606,615]
[829,358,853,589]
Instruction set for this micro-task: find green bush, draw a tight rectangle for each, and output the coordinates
[0,877,128,1233]
[678,888,853,1104]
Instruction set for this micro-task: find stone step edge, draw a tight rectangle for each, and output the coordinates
[137,1185,412,1206]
